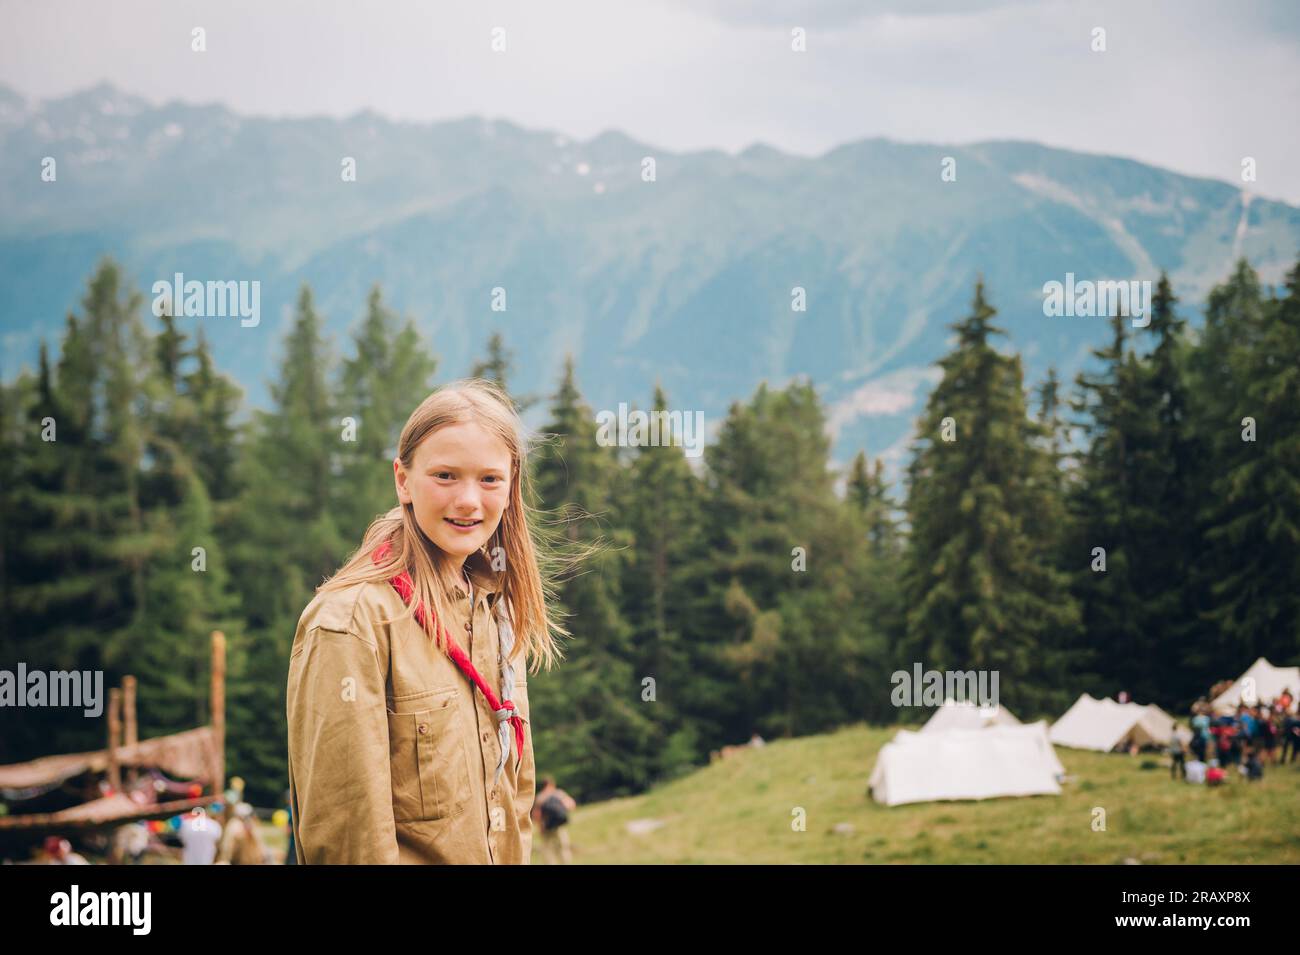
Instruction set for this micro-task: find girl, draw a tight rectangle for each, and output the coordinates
[287,378,566,864]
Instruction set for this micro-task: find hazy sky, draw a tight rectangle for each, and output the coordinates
[3,0,1298,203]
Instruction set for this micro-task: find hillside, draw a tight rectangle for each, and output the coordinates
[555,725,1300,864]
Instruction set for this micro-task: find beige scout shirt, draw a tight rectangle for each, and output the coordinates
[287,557,535,864]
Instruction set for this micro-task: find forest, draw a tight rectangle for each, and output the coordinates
[2,255,1298,805]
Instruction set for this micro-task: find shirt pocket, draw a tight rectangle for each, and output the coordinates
[386,686,472,822]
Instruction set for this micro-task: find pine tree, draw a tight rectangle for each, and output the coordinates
[3,261,239,762]
[1185,260,1272,677]
[225,284,348,803]
[847,452,900,559]
[468,331,540,413]
[183,328,243,503]
[1199,257,1300,667]
[904,280,1079,715]
[0,368,36,696]
[617,384,708,778]
[132,303,244,735]
[1034,370,1069,491]
[1129,274,1204,701]
[10,262,153,675]
[1067,307,1155,698]
[701,380,889,737]
[0,367,45,762]
[335,285,437,541]
[527,357,656,798]
[844,450,906,719]
[1,350,90,763]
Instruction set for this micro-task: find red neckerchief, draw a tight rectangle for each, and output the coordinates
[372,541,526,763]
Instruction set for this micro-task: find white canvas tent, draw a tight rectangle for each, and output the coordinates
[1211,658,1300,714]
[1048,693,1181,751]
[921,698,1022,734]
[868,721,1063,807]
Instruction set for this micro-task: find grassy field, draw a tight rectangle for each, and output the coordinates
[548,724,1300,864]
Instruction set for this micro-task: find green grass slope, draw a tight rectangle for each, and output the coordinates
[548,725,1300,864]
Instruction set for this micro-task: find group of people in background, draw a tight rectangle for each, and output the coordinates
[33,781,575,865]
[1168,689,1299,786]
[31,800,269,866]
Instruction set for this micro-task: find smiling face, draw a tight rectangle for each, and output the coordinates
[394,420,513,570]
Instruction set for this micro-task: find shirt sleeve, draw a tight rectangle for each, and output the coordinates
[287,624,399,864]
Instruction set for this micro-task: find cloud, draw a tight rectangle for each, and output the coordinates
[3,0,1298,201]
[826,366,943,437]
[672,0,1046,29]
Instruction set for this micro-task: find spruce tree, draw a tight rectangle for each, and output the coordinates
[844,449,906,720]
[847,452,900,560]
[702,380,887,737]
[1067,307,1148,697]
[1185,260,1272,677]
[1131,274,1203,701]
[183,329,243,503]
[335,285,437,541]
[468,331,540,413]
[225,284,347,803]
[617,384,707,778]
[132,303,244,735]
[904,280,1079,715]
[528,357,656,798]
[1200,258,1300,667]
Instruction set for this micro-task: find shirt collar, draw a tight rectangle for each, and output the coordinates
[452,550,502,606]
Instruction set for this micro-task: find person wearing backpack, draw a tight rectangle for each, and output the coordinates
[532,777,576,864]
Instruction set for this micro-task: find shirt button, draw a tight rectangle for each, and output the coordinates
[418,723,428,734]
[464,621,472,632]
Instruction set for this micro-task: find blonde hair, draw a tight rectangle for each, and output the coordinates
[315,377,569,671]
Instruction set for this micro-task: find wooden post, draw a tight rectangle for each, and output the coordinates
[211,631,226,797]
[107,687,122,793]
[123,675,138,746]
[123,675,138,786]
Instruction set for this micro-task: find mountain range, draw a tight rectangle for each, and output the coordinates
[2,81,1298,474]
